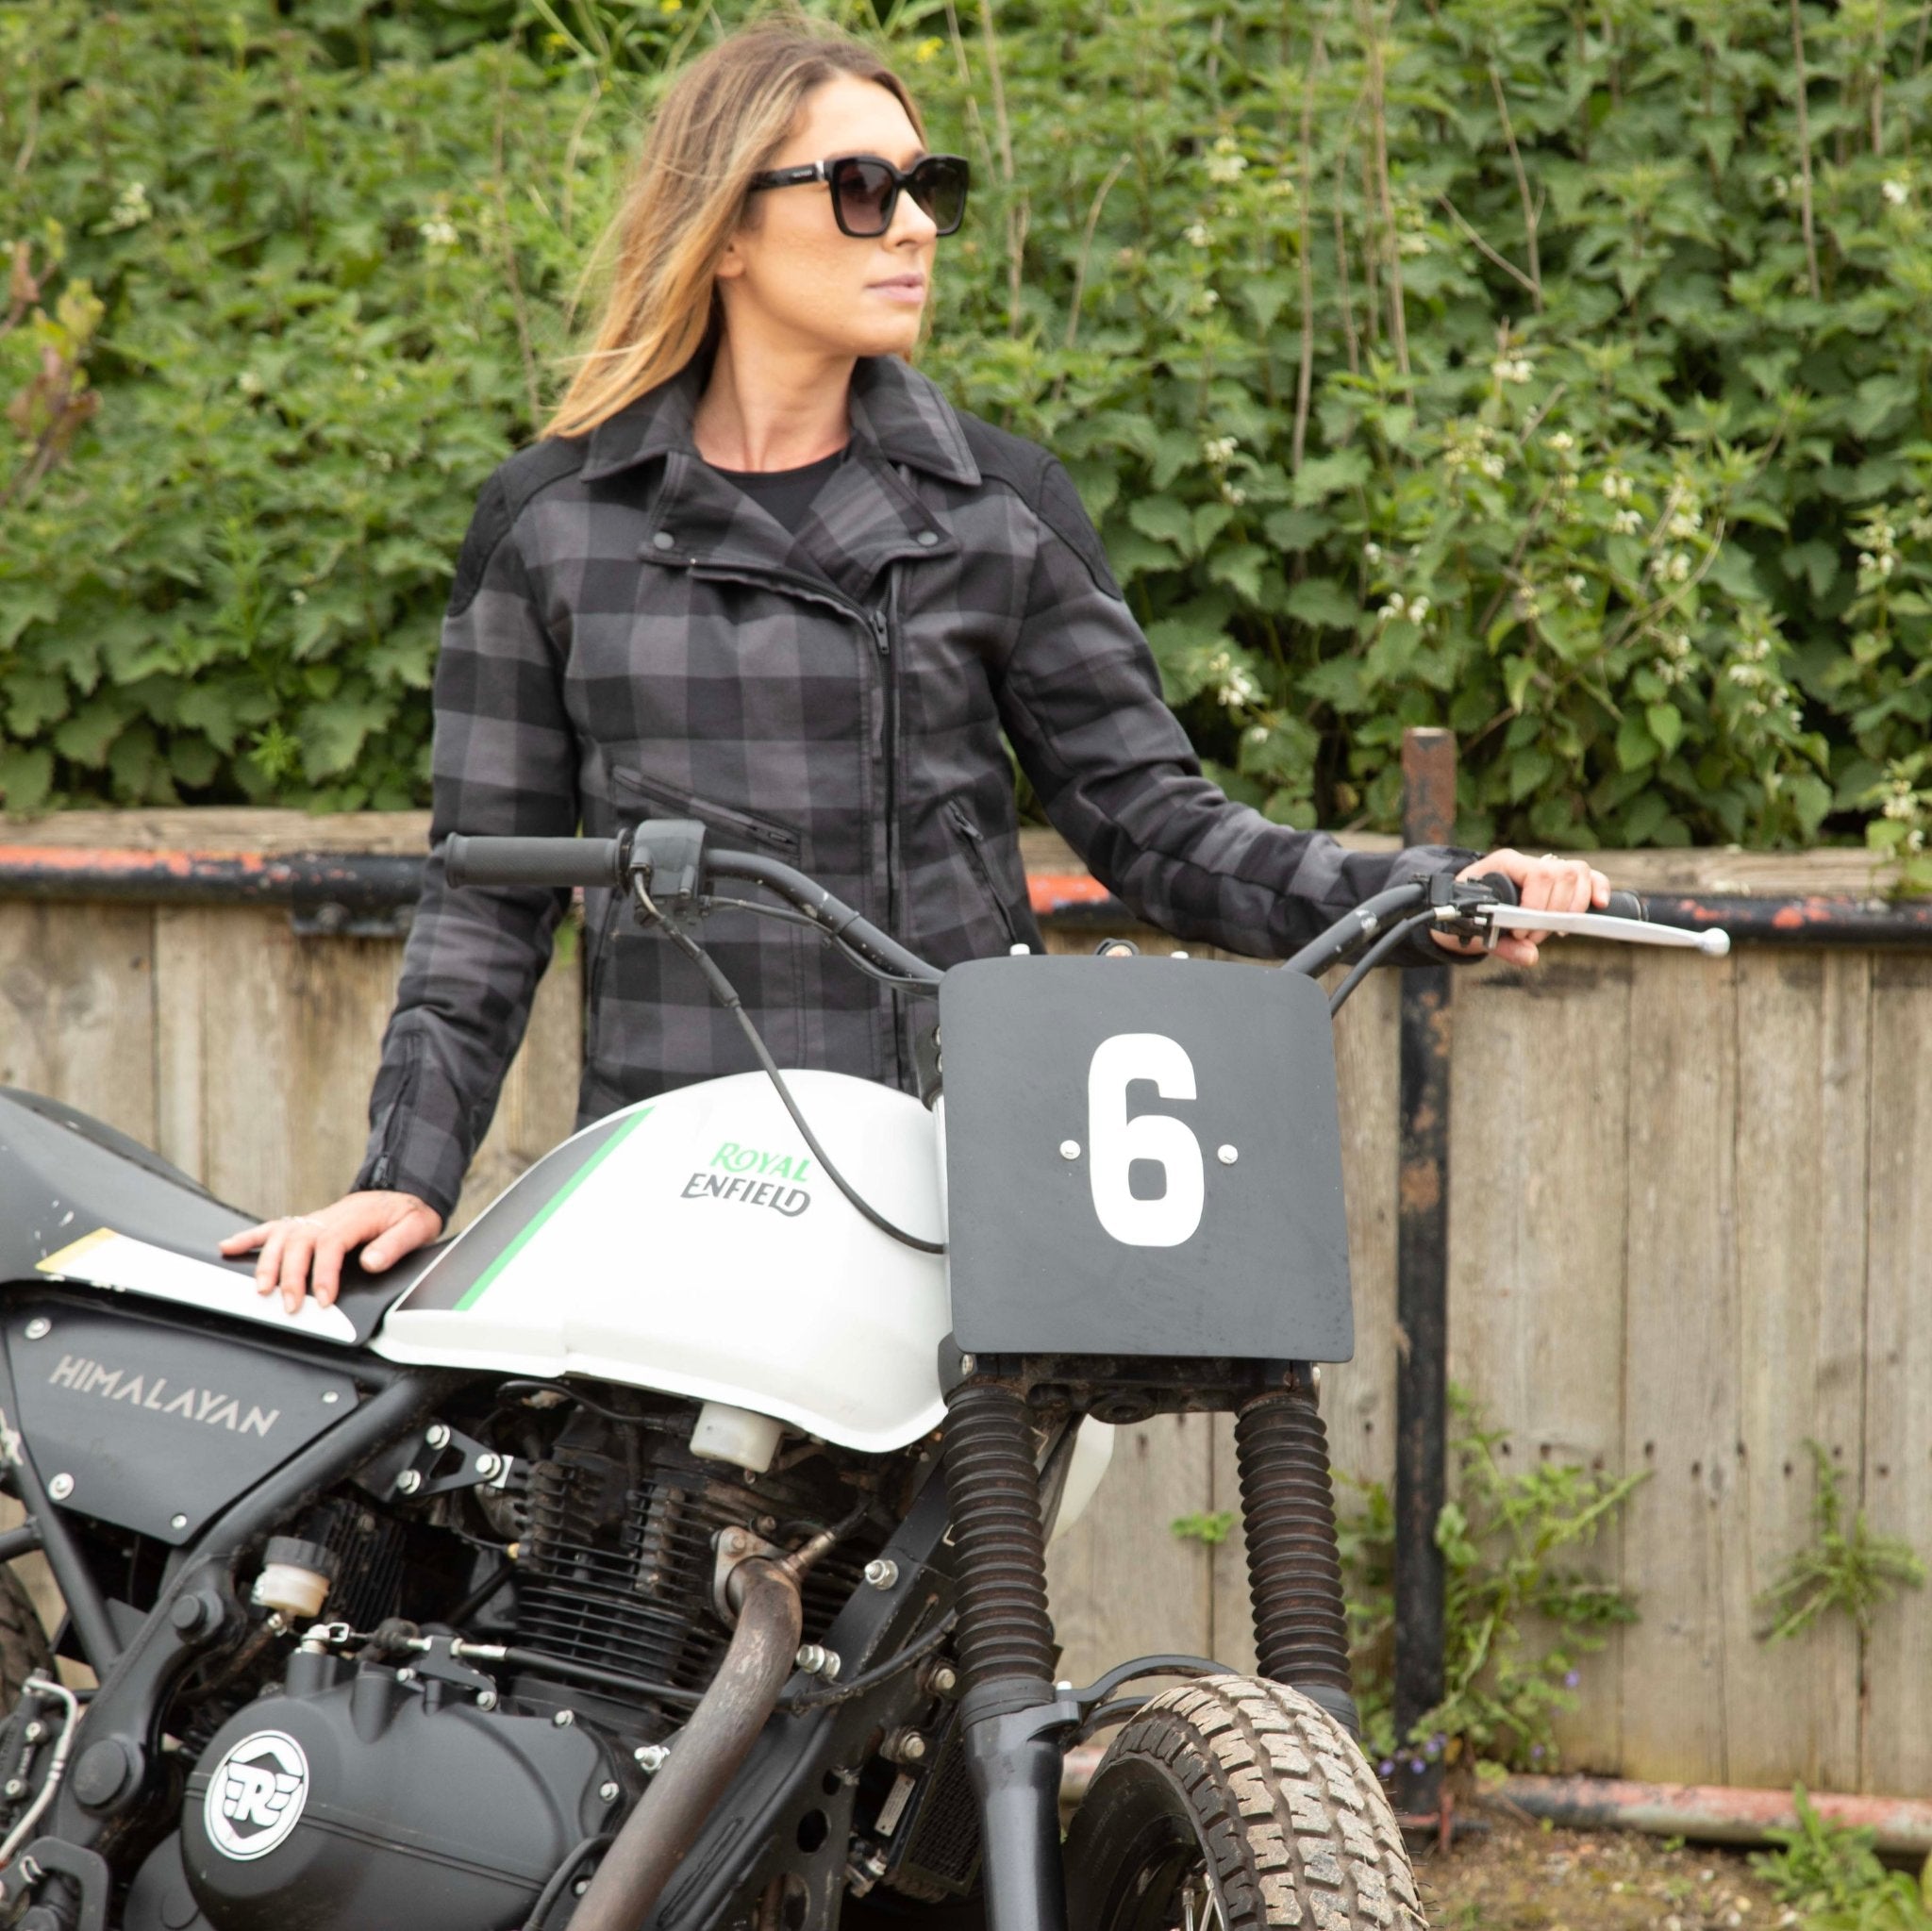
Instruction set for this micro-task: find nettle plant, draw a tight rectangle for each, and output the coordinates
[3,0,1931,863]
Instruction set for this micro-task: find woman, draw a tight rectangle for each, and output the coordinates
[226,18,1607,1311]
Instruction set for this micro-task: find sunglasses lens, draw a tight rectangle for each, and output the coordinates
[832,158,897,236]
[908,158,969,234]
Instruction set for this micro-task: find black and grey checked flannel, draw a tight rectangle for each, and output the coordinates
[357,350,1472,1220]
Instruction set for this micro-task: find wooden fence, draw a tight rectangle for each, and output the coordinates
[0,811,1925,1797]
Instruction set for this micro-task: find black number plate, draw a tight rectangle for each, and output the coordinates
[939,955,1354,1360]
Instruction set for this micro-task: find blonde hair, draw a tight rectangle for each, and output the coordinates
[546,17,926,439]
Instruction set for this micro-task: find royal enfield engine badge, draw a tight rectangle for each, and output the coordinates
[203,1729,308,1860]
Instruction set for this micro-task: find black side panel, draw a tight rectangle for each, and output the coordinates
[0,1090,432,1345]
[6,1304,358,1545]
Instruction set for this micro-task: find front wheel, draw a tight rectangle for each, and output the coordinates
[1062,1676,1425,1931]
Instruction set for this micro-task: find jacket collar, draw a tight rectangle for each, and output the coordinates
[579,350,980,604]
[577,349,981,490]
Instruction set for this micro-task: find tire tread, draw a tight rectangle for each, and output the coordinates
[1089,1675,1424,1931]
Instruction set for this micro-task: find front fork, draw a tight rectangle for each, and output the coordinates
[940,1365,1356,1931]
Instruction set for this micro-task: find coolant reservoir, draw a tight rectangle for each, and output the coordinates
[691,1402,784,1473]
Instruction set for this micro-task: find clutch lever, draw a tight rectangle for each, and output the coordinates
[1473,901,1730,956]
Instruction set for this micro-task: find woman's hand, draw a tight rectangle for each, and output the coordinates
[219,1191,444,1316]
[1432,848,1610,967]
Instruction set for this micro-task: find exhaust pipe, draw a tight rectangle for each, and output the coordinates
[564,1554,808,1931]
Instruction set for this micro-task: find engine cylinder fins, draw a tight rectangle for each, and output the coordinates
[938,1383,1057,1690]
[1234,1383,1357,1721]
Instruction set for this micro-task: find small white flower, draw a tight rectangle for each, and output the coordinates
[419,216,459,248]
[1600,469,1634,503]
[1491,355,1533,384]
[1883,178,1910,207]
[290,589,308,606]
[1206,149,1248,185]
[236,370,264,397]
[1480,452,1507,479]
[1196,287,1220,310]
[1565,573,1588,596]
[1224,484,1246,505]
[1769,176,1789,202]
[1611,508,1643,535]
[1666,550,1692,582]
[1669,509,1703,539]
[1202,434,1239,466]
[1409,595,1431,621]
[1185,223,1212,248]
[108,181,153,230]
[1397,230,1430,257]
[1381,594,1409,622]
[1548,431,1575,454]
[1363,541,1383,565]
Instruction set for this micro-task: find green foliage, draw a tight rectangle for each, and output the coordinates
[1758,1440,1926,1646]
[1752,1788,1932,1931]
[1340,1390,1644,1774]
[4,0,1932,849]
[1169,1508,1237,1546]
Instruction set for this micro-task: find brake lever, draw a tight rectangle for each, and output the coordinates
[1472,902,1730,956]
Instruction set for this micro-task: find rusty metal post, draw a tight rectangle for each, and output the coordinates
[1392,727,1455,1823]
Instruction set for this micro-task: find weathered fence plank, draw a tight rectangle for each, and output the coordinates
[1727,951,1869,1792]
[1446,953,1634,1775]
[1619,949,1741,1783]
[1861,955,1932,1796]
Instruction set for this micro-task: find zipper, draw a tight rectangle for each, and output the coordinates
[945,801,1021,946]
[363,1037,423,1191]
[874,597,896,937]
[610,767,801,855]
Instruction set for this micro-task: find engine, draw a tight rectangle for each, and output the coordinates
[115,1391,894,1931]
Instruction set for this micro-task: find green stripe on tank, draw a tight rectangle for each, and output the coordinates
[451,1106,655,1313]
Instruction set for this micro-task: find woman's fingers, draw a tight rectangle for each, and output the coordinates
[276,1222,323,1316]
[253,1224,289,1296]
[308,1232,352,1310]
[219,1223,272,1257]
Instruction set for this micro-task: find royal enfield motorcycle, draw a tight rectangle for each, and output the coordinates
[0,820,1726,1931]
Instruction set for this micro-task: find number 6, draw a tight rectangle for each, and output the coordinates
[1087,1033,1205,1248]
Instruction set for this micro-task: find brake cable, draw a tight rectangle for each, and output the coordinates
[644,892,946,1257]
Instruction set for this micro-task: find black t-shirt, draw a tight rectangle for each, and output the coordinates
[707,444,849,535]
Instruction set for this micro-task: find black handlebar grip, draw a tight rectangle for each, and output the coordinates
[1472,874,1645,921]
[444,835,625,890]
[1473,872,1519,906]
[1605,889,1645,922]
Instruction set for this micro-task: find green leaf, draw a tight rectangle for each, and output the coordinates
[1285,577,1360,630]
[1616,713,1658,772]
[1646,703,1685,756]
[1126,495,1194,554]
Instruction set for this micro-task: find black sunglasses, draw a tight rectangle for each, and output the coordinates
[747,152,971,239]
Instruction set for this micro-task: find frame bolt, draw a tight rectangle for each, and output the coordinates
[883,1728,928,1765]
[1058,1140,1081,1160]
[425,1423,451,1451]
[475,1690,497,1711]
[394,1469,423,1495]
[47,1474,73,1502]
[474,1453,502,1479]
[22,1318,49,1341]
[794,1644,841,1680]
[1217,1144,1239,1165]
[635,1744,669,1773]
[553,1709,575,1727]
[862,1558,899,1591]
[598,1780,620,1804]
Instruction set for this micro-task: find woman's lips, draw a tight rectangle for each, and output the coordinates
[868,276,927,304]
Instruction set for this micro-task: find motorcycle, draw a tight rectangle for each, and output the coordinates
[0,819,1727,1931]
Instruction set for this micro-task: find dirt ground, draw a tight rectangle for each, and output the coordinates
[1412,1806,1798,1931]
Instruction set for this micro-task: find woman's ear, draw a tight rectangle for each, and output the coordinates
[713,234,745,283]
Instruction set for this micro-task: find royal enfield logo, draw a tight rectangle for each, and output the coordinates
[679,1140,812,1217]
[44,1356,279,1438]
[205,1730,308,1860]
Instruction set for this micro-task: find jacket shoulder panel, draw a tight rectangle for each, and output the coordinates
[449,437,589,618]
[955,412,1124,601]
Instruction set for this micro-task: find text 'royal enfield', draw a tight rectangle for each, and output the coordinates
[0,821,1725,1931]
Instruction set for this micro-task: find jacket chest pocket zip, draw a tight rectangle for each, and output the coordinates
[610,767,803,855]
[945,802,1020,946]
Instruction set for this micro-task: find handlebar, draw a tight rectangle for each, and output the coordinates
[446,833,625,891]
[441,824,1729,992]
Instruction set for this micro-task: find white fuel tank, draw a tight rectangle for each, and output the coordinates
[371,1072,951,1453]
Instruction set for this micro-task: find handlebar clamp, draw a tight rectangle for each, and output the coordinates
[628,818,708,926]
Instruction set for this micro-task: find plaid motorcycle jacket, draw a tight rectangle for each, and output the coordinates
[356,348,1473,1222]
